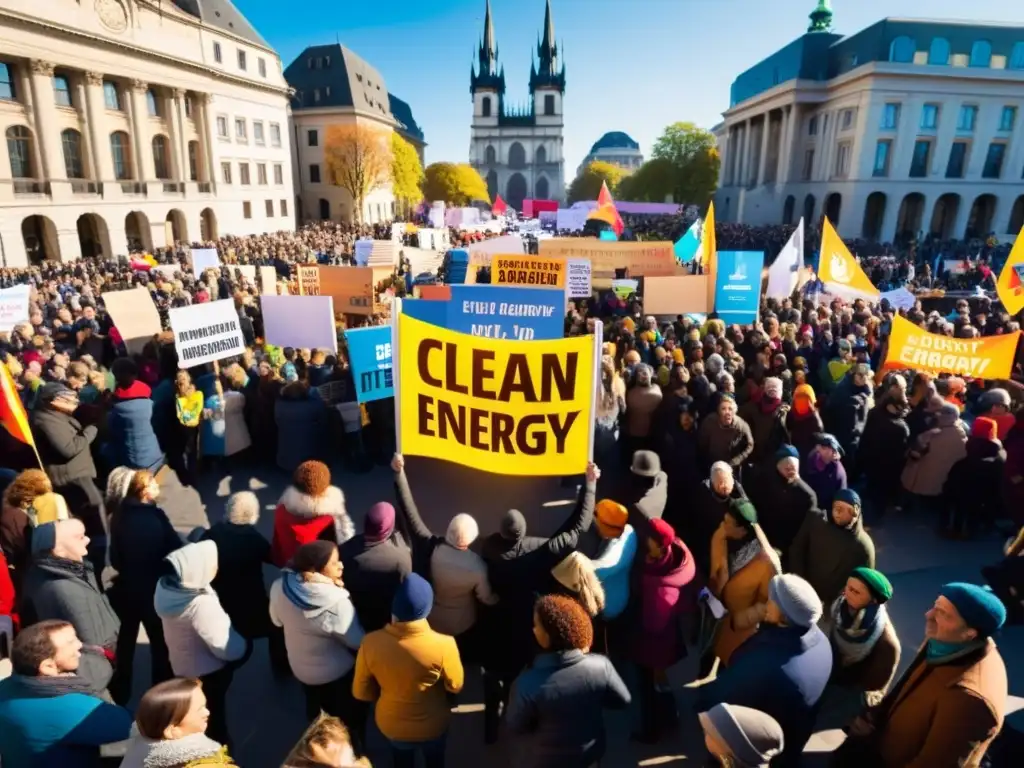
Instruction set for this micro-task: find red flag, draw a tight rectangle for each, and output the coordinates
[0,363,33,446]
[587,181,624,236]
[597,181,614,208]
[492,195,508,216]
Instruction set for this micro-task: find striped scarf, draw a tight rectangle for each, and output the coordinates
[830,597,887,667]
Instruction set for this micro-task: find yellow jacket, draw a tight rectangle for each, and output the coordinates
[352,619,464,741]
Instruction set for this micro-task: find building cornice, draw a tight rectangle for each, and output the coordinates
[0,8,291,99]
[290,104,397,129]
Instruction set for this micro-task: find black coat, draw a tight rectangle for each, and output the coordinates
[339,532,412,633]
[746,467,820,557]
[945,438,1006,524]
[690,479,746,577]
[202,522,273,639]
[30,408,97,487]
[109,500,183,607]
[858,406,911,500]
[786,409,824,460]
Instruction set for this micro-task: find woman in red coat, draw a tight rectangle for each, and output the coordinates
[271,461,354,567]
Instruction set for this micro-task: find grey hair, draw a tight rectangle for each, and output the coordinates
[226,491,260,526]
[710,461,733,479]
[445,513,479,549]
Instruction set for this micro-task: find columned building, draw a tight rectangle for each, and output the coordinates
[0,0,294,267]
[714,3,1024,244]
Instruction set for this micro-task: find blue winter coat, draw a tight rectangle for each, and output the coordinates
[697,623,832,767]
[275,383,328,472]
[0,675,132,768]
[106,382,163,471]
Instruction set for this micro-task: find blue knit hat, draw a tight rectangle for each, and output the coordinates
[939,582,1006,638]
[775,444,799,462]
[834,488,861,508]
[392,573,434,622]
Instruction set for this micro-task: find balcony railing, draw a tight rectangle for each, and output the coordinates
[71,181,101,195]
[13,180,49,195]
[162,182,185,194]
[121,182,146,195]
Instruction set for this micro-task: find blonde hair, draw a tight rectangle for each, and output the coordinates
[551,552,605,617]
[3,469,52,510]
[174,370,195,397]
[282,714,370,768]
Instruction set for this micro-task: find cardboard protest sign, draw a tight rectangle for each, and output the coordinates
[345,325,393,403]
[394,311,599,476]
[490,255,566,289]
[102,287,162,356]
[297,265,321,296]
[191,248,220,278]
[566,258,592,298]
[261,295,338,353]
[233,265,257,283]
[318,266,374,315]
[0,284,31,333]
[169,299,246,368]
[882,314,1020,379]
[259,266,278,296]
[642,275,711,315]
[417,285,451,300]
[538,239,677,287]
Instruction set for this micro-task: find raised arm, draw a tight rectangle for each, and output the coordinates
[391,453,435,545]
[543,463,598,559]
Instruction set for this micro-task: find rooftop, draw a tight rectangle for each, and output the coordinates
[171,0,270,49]
[389,93,425,144]
[284,45,393,121]
[589,131,640,154]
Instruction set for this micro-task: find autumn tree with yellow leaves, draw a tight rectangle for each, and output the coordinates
[324,124,392,223]
[391,133,424,216]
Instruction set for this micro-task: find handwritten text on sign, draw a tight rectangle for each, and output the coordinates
[451,285,563,341]
[884,314,1020,379]
[491,255,566,289]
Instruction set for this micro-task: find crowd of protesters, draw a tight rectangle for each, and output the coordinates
[0,214,1020,767]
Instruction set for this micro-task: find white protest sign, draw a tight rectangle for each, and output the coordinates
[191,248,220,278]
[233,265,257,283]
[355,239,373,266]
[102,287,162,356]
[259,266,278,295]
[169,299,246,368]
[0,284,31,332]
[151,265,181,281]
[880,287,916,311]
[261,295,338,353]
[566,258,592,299]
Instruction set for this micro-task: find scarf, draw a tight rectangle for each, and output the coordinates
[726,531,762,577]
[122,726,230,768]
[15,673,96,698]
[759,396,781,415]
[281,570,340,618]
[925,637,987,665]
[830,598,887,666]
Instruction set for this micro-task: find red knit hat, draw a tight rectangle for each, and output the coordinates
[649,518,676,550]
[971,417,998,441]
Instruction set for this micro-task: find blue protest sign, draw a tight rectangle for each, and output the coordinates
[714,251,764,325]
[345,326,393,403]
[402,286,564,340]
[400,297,449,329]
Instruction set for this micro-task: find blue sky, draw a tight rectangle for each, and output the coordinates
[238,0,1024,174]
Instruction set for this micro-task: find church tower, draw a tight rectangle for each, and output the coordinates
[470,0,504,128]
[530,0,565,127]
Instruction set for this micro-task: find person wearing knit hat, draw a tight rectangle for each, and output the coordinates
[746,441,819,557]
[900,398,967,502]
[738,374,787,464]
[699,703,784,767]
[271,460,354,568]
[582,497,638,628]
[944,416,1004,539]
[842,584,1008,767]
[977,387,1015,439]
[697,573,831,764]
[352,573,465,754]
[786,382,823,460]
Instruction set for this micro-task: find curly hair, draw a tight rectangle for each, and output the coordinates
[535,594,593,652]
[2,469,52,510]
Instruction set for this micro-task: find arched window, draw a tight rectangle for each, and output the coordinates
[61,129,84,179]
[152,135,170,179]
[535,176,549,200]
[1009,42,1024,70]
[481,96,491,118]
[928,38,950,65]
[970,40,992,67]
[146,88,160,117]
[508,142,526,170]
[484,144,496,164]
[110,131,132,180]
[6,126,33,178]
[535,145,547,165]
[889,36,915,63]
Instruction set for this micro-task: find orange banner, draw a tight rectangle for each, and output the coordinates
[318,266,374,315]
[883,314,1020,379]
[537,240,678,287]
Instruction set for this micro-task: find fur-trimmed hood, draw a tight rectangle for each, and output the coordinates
[278,485,354,543]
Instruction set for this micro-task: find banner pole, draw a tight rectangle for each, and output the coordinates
[391,298,403,455]
[587,322,603,464]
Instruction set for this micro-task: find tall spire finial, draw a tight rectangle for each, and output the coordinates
[541,0,556,52]
[483,0,496,60]
[807,0,833,33]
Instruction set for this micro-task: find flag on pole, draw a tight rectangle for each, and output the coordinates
[702,202,718,311]
[492,195,508,217]
[0,363,33,446]
[996,227,1024,315]
[765,218,805,299]
[817,217,879,299]
[587,181,625,236]
[674,218,702,264]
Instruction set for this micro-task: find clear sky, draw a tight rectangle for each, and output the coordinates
[237,0,1024,174]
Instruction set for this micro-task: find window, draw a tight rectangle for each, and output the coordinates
[258,58,267,78]
[1000,106,1017,132]
[53,75,72,107]
[309,163,321,183]
[801,148,814,180]
[983,143,1006,178]
[958,105,978,131]
[921,104,939,130]
[257,163,267,185]
[872,140,891,177]
[880,103,900,130]
[270,123,282,147]
[235,118,247,142]
[188,141,199,181]
[146,89,160,117]
[274,163,283,185]
[152,135,170,179]
[265,199,274,216]
[7,126,32,178]
[243,201,251,219]
[970,40,992,68]
[239,163,250,185]
[544,94,555,116]
[61,129,83,178]
[103,81,121,110]
[184,96,192,119]
[1012,43,1024,70]
[237,50,247,71]
[280,199,288,217]
[216,115,228,138]
[221,161,232,184]
[213,42,222,63]
[481,96,491,118]
[928,37,950,65]
[834,142,851,178]
[253,121,265,145]
[889,36,915,63]
[841,109,854,130]
[110,131,132,180]
[0,62,15,100]
[909,139,931,177]
[808,116,818,136]
[946,141,968,178]
[313,88,321,104]
[307,129,318,147]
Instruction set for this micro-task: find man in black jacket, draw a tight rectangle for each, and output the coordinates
[746,445,821,561]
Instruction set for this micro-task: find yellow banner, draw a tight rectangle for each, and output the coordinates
[397,313,596,476]
[491,255,566,289]
[538,239,677,284]
[883,314,1020,379]
[818,217,879,298]
[996,231,1024,315]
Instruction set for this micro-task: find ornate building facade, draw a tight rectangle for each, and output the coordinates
[468,0,565,210]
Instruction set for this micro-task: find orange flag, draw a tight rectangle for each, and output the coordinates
[587,181,624,236]
[817,217,879,298]
[0,362,34,446]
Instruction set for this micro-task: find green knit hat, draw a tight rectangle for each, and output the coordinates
[728,498,757,527]
[851,567,893,604]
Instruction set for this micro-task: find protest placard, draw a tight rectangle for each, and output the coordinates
[403,285,564,340]
[232,265,257,283]
[259,266,278,295]
[642,275,711,315]
[714,251,764,325]
[0,284,31,333]
[297,265,321,296]
[318,266,374,315]
[102,287,162,356]
[345,326,393,403]
[355,240,373,266]
[261,295,338,353]
[566,258,592,298]
[882,314,1020,379]
[490,255,566,289]
[191,248,220,278]
[169,299,246,368]
[393,311,599,476]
